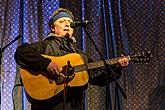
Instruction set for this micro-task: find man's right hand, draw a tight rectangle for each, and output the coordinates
[47,62,60,78]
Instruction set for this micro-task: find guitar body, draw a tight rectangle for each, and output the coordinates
[20,53,89,101]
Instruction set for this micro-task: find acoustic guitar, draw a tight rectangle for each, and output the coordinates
[20,52,150,102]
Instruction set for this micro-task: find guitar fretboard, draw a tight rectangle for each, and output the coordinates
[73,57,127,72]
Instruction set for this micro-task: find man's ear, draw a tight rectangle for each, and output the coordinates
[50,24,55,32]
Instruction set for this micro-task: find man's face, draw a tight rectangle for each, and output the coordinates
[51,17,74,37]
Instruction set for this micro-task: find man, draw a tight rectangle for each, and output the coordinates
[15,8,129,110]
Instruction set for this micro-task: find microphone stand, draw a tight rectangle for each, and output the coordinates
[84,27,127,110]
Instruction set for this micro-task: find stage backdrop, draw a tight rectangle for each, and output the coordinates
[0,0,164,110]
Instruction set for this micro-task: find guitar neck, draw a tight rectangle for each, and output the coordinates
[74,56,130,72]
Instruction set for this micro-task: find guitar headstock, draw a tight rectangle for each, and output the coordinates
[129,51,151,63]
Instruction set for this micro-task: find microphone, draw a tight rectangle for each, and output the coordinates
[70,20,93,28]
[1,35,22,53]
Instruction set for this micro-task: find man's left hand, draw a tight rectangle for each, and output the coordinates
[118,55,129,67]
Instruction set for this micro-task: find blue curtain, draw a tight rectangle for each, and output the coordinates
[1,0,164,110]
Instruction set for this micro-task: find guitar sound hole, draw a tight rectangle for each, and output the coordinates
[55,65,75,85]
[55,75,75,85]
